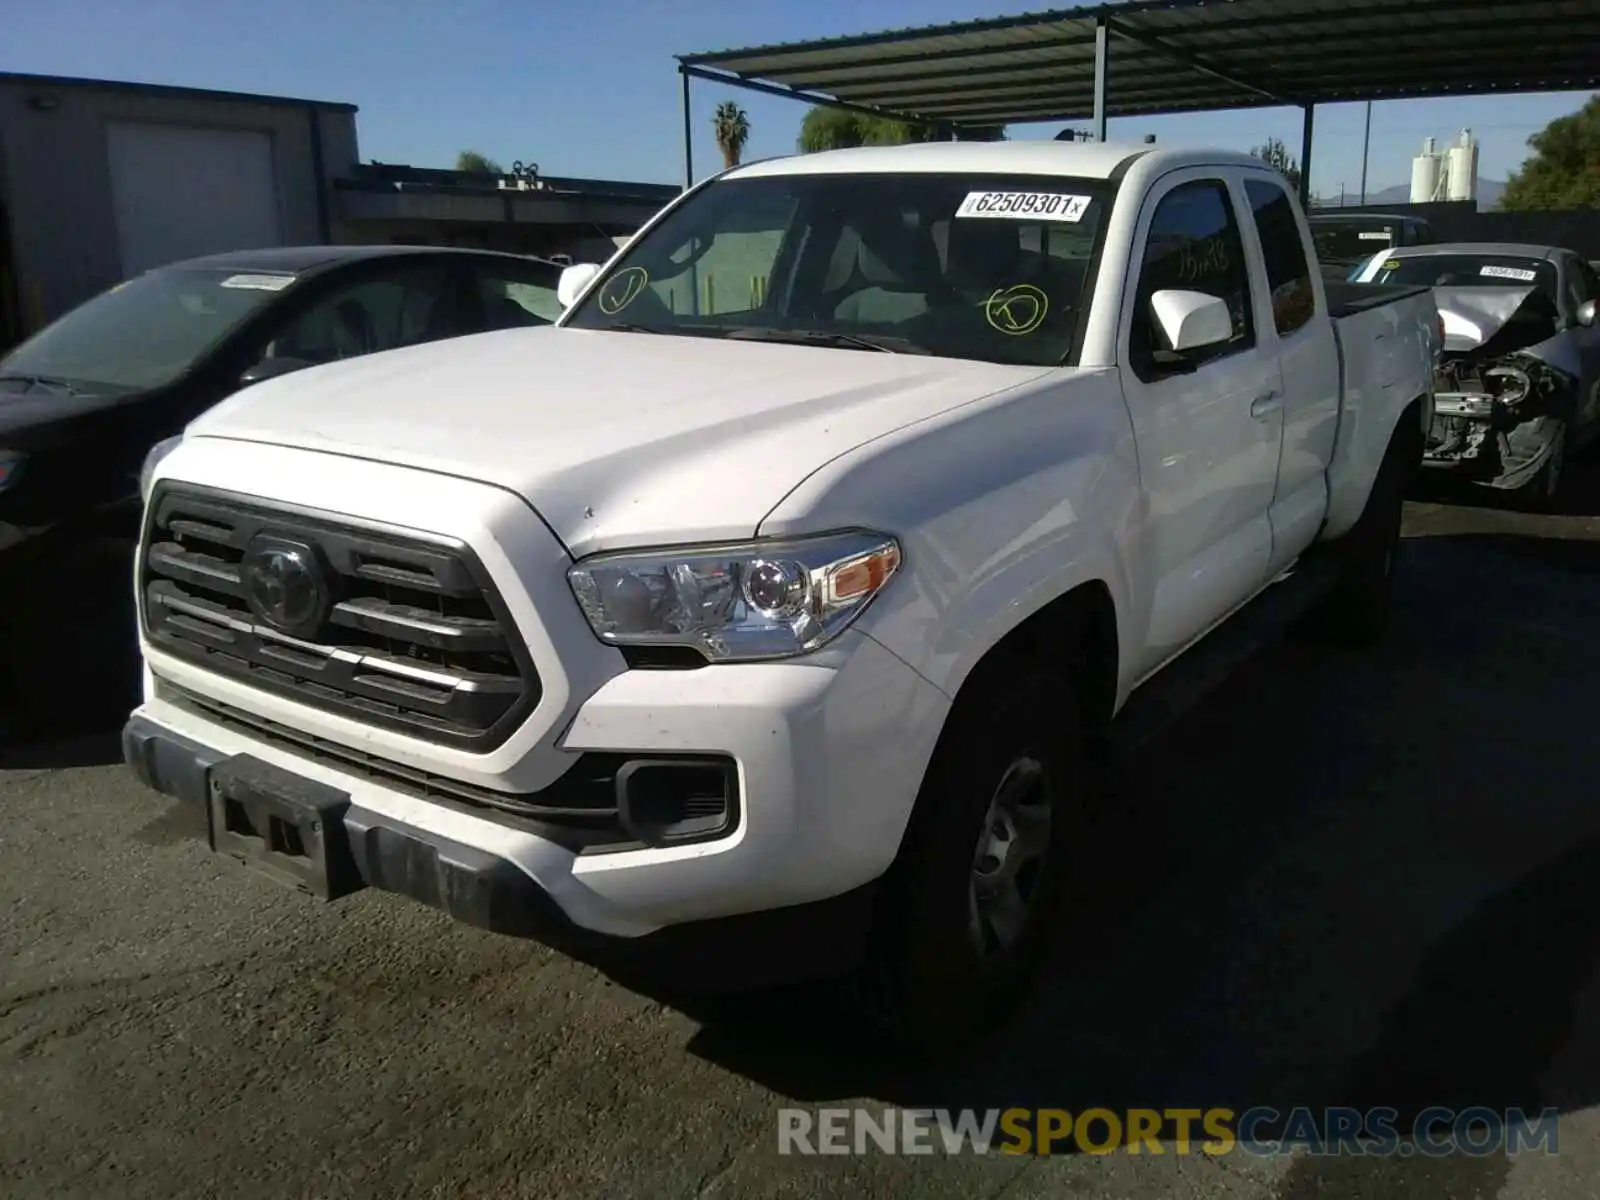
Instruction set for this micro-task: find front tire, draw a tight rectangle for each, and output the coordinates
[1511,419,1566,513]
[849,657,1086,1055]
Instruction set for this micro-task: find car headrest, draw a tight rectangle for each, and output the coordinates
[946,220,1023,282]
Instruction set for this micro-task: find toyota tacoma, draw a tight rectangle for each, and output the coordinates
[123,142,1439,1050]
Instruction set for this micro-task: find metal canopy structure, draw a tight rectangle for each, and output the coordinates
[675,0,1600,204]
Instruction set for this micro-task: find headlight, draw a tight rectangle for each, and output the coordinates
[139,435,182,504]
[0,450,25,494]
[567,531,902,662]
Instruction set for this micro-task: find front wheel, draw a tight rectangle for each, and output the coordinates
[848,658,1086,1055]
[1511,419,1566,513]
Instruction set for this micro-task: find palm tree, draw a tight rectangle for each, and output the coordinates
[713,101,751,169]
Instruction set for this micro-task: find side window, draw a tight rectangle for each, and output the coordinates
[1564,257,1597,308]
[1244,177,1316,337]
[659,190,797,316]
[1575,259,1600,305]
[1131,179,1254,378]
[474,260,563,328]
[260,267,454,366]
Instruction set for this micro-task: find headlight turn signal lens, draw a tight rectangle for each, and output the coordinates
[567,531,902,662]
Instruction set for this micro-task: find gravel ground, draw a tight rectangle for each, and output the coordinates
[5,460,1600,1199]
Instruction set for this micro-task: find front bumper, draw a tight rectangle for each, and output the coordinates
[122,711,883,989]
[128,624,949,941]
[123,713,578,935]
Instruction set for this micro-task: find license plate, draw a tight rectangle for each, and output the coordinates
[206,755,366,901]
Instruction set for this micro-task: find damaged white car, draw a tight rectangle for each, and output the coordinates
[1353,243,1600,506]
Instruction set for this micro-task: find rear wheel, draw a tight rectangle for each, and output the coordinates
[1301,430,1411,649]
[848,657,1086,1055]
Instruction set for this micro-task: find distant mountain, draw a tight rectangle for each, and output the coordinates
[1325,179,1507,209]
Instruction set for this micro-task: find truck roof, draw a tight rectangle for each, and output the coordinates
[722,140,1275,182]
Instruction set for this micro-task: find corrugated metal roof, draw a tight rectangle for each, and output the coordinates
[678,0,1600,126]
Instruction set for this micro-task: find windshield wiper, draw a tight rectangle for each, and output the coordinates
[603,322,662,335]
[0,374,84,395]
[720,327,929,355]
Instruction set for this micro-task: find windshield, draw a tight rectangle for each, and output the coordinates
[1311,220,1399,265]
[1358,252,1558,300]
[0,267,295,392]
[562,172,1114,367]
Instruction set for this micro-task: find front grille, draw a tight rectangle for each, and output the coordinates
[140,484,540,751]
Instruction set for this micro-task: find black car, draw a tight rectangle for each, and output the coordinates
[0,244,563,555]
[0,244,561,739]
[1308,212,1437,285]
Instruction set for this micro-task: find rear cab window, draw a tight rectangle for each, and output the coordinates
[1244,178,1317,337]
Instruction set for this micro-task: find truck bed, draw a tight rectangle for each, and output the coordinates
[1325,280,1433,320]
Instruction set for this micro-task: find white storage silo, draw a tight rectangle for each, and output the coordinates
[1446,129,1478,202]
[1411,148,1441,203]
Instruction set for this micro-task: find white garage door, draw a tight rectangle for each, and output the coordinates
[106,121,284,277]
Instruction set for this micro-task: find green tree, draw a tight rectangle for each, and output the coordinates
[713,101,751,169]
[1250,136,1301,191]
[796,107,1005,152]
[455,150,504,175]
[1499,94,1600,211]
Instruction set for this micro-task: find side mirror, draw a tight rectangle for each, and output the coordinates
[1578,299,1597,328]
[239,356,315,387]
[1150,289,1233,354]
[557,263,603,309]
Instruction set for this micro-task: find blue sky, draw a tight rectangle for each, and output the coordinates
[5,0,1592,199]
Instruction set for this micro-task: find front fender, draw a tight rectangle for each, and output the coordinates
[757,370,1143,704]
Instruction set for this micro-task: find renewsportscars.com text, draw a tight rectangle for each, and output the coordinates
[777,1106,1560,1157]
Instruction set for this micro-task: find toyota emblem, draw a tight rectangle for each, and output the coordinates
[240,538,330,637]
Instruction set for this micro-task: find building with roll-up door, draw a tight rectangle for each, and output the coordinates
[0,72,676,352]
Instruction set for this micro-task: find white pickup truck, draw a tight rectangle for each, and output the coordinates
[124,142,1438,1051]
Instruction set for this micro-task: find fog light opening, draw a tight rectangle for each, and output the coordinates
[615,759,737,846]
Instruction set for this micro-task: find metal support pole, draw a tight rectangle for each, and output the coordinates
[680,68,693,191]
[1359,101,1372,204]
[1092,16,1109,143]
[1298,103,1315,209]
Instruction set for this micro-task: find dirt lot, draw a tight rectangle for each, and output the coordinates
[5,459,1600,1199]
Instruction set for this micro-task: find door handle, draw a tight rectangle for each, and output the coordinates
[1250,390,1283,419]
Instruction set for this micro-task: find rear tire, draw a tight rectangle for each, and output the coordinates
[847,657,1086,1056]
[1301,430,1410,649]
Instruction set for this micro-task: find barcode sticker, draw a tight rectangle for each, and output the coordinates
[220,273,296,291]
[1480,265,1538,282]
[956,191,1092,222]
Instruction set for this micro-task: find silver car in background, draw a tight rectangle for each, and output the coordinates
[1353,242,1600,507]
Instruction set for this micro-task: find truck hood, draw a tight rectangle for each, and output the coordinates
[188,326,1053,556]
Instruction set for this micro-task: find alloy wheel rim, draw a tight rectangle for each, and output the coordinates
[968,755,1054,957]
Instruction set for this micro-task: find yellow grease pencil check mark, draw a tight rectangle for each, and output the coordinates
[983,284,1049,336]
